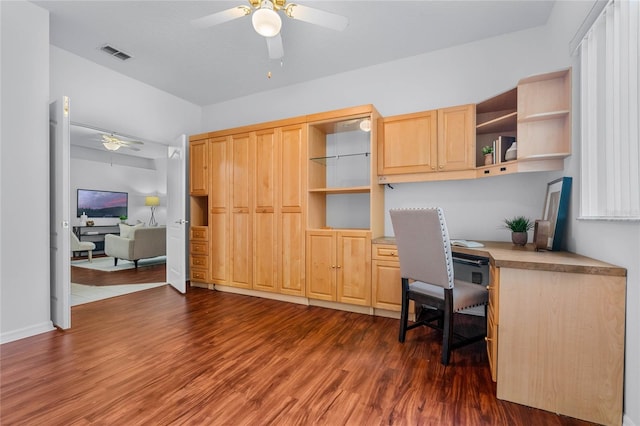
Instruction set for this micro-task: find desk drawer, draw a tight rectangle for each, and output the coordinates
[373,244,399,261]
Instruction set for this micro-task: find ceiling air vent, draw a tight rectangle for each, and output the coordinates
[100,44,132,61]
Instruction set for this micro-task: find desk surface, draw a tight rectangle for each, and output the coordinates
[372,238,626,277]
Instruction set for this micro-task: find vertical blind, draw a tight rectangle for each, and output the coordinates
[580,0,640,220]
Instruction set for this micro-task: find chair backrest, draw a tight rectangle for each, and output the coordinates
[390,207,454,289]
[70,232,81,250]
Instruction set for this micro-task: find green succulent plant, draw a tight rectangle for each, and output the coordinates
[503,216,533,232]
[482,145,494,155]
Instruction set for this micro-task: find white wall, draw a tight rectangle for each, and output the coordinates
[0,1,54,342]
[201,2,639,424]
[50,46,201,145]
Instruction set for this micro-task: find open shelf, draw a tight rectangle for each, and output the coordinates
[476,111,517,134]
[518,110,570,123]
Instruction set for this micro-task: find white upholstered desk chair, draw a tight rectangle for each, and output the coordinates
[70,232,96,262]
[390,207,488,365]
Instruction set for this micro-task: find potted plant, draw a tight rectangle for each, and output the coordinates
[119,215,128,224]
[482,145,494,165]
[504,216,533,246]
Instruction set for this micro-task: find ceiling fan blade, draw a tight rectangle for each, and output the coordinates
[284,3,348,31]
[122,140,144,145]
[191,6,251,29]
[266,34,284,59]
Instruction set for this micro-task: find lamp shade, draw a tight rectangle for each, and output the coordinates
[252,2,282,37]
[145,196,160,207]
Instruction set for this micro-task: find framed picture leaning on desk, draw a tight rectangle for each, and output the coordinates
[543,177,572,251]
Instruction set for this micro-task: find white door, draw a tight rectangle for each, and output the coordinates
[49,97,71,329]
[166,135,187,293]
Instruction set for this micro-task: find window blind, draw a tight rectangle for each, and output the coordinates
[579,0,640,220]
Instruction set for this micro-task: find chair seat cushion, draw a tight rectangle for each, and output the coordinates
[409,279,488,312]
[78,241,96,250]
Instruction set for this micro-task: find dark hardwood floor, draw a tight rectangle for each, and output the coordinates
[71,255,166,285]
[0,285,595,425]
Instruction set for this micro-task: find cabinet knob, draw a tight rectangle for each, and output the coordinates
[331,265,336,269]
[486,285,491,290]
[439,165,444,169]
[485,336,493,342]
[337,265,342,269]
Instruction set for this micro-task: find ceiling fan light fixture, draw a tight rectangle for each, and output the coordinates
[103,141,121,151]
[252,0,282,37]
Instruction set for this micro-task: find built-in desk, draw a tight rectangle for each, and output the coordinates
[372,238,626,426]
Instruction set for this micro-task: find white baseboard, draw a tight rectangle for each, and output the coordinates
[0,321,55,344]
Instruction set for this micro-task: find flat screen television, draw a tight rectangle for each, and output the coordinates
[77,189,128,218]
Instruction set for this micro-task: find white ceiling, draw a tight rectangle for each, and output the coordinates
[35,0,555,107]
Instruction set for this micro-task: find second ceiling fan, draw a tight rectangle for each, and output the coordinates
[192,0,349,59]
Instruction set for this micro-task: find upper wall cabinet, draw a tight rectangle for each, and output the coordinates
[377,104,476,184]
[189,139,208,196]
[476,68,572,178]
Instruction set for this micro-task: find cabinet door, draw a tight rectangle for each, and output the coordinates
[372,260,401,311]
[306,230,335,301]
[253,129,278,293]
[379,111,437,175]
[280,125,306,296]
[437,104,475,171]
[336,231,371,306]
[209,136,229,284]
[230,133,252,289]
[189,139,208,195]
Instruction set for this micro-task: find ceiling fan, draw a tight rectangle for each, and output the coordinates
[191,0,349,59]
[99,134,143,152]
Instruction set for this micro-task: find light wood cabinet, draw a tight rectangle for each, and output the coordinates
[437,104,476,171]
[209,136,229,284]
[253,125,307,296]
[371,243,401,311]
[378,104,475,183]
[306,105,383,306]
[495,266,624,426]
[189,139,208,196]
[306,229,371,306]
[189,226,209,282]
[230,132,253,289]
[278,125,306,296]
[378,110,437,175]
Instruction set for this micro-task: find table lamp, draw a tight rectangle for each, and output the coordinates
[145,196,160,227]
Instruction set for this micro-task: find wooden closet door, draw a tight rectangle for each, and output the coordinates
[279,124,306,296]
[253,129,278,293]
[230,133,252,289]
[209,136,229,284]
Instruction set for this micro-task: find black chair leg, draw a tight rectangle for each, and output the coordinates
[441,310,453,365]
[399,278,410,343]
[134,259,139,268]
[114,258,118,266]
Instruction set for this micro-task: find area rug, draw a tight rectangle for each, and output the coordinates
[71,256,166,272]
